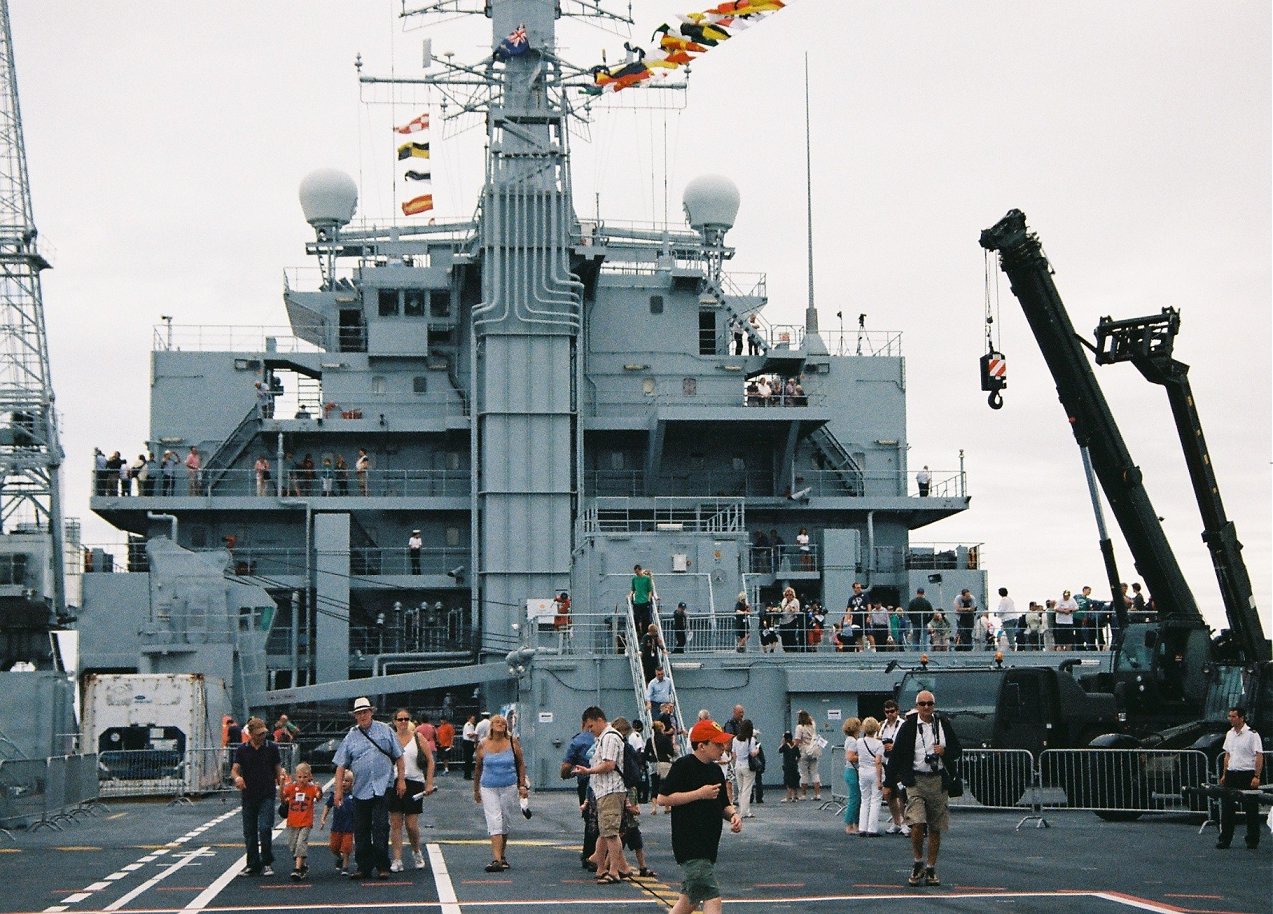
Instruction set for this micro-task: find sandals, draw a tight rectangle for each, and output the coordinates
[595,873,622,885]
[638,867,659,878]
[484,860,504,873]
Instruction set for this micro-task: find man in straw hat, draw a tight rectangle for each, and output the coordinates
[333,697,406,879]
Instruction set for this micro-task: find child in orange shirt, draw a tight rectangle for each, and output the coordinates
[281,762,322,880]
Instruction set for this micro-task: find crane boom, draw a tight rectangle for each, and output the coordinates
[978,209,1203,628]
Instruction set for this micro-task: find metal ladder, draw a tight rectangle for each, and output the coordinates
[202,407,260,491]
[625,592,690,756]
[810,426,864,495]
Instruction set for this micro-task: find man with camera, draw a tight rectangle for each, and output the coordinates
[883,691,962,887]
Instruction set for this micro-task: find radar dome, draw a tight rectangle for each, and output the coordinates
[682,174,740,232]
[299,168,358,229]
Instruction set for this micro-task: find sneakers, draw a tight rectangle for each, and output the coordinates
[412,850,427,870]
[885,824,901,834]
[925,867,940,886]
[908,862,925,887]
[290,869,302,881]
[900,824,911,836]
[389,859,404,873]
[261,866,274,877]
[238,866,259,877]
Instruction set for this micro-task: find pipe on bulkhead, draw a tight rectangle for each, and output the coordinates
[147,512,178,541]
[372,652,473,677]
[864,510,874,587]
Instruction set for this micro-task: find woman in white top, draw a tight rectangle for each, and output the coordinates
[841,717,861,834]
[796,527,812,571]
[793,709,822,801]
[388,708,435,872]
[731,719,760,819]
[856,716,884,836]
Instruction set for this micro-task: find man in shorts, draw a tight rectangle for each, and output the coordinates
[571,707,627,883]
[883,690,962,887]
[657,719,743,914]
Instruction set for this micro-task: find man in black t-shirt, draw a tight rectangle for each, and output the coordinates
[657,719,742,914]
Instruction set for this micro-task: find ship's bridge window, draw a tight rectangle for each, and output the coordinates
[372,376,387,396]
[446,527,461,547]
[413,376,428,394]
[378,289,400,316]
[404,290,427,317]
[608,451,624,470]
[649,295,664,315]
[430,290,452,317]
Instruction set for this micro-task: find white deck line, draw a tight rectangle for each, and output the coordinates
[426,843,461,914]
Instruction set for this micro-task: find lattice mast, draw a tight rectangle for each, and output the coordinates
[0,0,66,622]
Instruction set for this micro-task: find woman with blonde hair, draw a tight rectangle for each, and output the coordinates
[779,586,801,652]
[734,591,752,652]
[472,714,528,873]
[841,717,861,834]
[856,716,884,836]
[794,709,822,801]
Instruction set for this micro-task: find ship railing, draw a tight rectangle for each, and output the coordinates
[1037,748,1211,818]
[911,469,965,498]
[581,497,746,535]
[152,323,327,353]
[91,745,300,803]
[746,544,821,575]
[528,610,791,656]
[820,328,905,358]
[91,466,472,499]
[887,542,986,572]
[345,621,480,659]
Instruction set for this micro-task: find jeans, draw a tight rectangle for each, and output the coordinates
[843,766,861,827]
[352,793,391,875]
[241,796,275,870]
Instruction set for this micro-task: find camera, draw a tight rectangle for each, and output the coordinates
[924,752,941,768]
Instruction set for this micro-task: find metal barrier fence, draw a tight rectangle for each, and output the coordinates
[1201,750,1273,832]
[0,754,102,832]
[1038,748,1210,817]
[96,745,300,801]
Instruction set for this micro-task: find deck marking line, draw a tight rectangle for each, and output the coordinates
[104,874,127,882]
[85,883,111,892]
[1094,891,1192,914]
[426,842,461,914]
[41,907,68,913]
[58,895,90,905]
[104,848,212,912]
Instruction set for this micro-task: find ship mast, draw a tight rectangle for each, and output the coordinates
[0,0,67,656]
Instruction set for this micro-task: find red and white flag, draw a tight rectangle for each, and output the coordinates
[394,112,430,135]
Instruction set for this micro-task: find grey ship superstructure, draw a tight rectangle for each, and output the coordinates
[75,1,989,779]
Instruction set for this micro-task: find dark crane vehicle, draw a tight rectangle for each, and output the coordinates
[910,210,1272,817]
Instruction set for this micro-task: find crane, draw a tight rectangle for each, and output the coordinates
[0,0,68,670]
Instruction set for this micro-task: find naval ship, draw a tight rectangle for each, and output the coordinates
[49,1,1021,782]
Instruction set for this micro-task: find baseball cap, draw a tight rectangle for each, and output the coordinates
[688,720,733,745]
[677,601,687,608]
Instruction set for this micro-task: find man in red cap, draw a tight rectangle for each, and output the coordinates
[656,719,743,914]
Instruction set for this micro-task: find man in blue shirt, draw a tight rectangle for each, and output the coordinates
[560,727,596,870]
[333,697,406,879]
[645,666,674,711]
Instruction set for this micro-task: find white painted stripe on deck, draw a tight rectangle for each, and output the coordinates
[57,895,89,905]
[426,842,461,914]
[84,883,110,891]
[104,847,211,911]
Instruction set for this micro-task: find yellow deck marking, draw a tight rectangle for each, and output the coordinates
[55,846,102,852]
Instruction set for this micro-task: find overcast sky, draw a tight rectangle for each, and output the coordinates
[10,2,1270,636]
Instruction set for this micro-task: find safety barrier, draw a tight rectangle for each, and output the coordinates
[1038,748,1210,818]
[1200,750,1273,832]
[0,754,102,832]
[96,745,300,801]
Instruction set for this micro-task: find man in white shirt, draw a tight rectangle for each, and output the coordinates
[1053,590,1078,651]
[474,712,492,744]
[1217,706,1263,850]
[877,700,908,835]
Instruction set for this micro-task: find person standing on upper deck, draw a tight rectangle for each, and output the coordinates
[916,465,931,497]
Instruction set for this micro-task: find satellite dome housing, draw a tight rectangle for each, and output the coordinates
[682,174,740,246]
[298,168,358,232]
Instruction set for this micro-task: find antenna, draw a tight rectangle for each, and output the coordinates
[803,53,817,335]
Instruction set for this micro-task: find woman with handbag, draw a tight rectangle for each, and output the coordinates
[731,720,760,819]
[388,709,435,872]
[794,709,822,801]
[472,714,528,873]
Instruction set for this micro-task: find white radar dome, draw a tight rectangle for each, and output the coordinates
[682,174,740,232]
[298,168,358,229]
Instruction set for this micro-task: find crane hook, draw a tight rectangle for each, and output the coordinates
[987,389,1004,410]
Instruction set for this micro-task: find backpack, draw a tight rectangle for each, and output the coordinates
[620,741,643,789]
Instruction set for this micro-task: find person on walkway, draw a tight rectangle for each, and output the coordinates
[731,719,760,819]
[473,713,528,873]
[281,762,322,880]
[778,731,800,802]
[631,565,654,635]
[841,717,861,834]
[1216,706,1263,850]
[332,697,406,880]
[856,717,885,836]
[231,717,285,877]
[657,719,742,914]
[878,700,908,835]
[883,690,963,887]
[185,446,202,495]
[408,529,423,574]
[461,714,478,780]
[319,770,355,875]
[389,709,436,872]
[793,709,822,801]
[648,719,676,815]
[560,723,598,869]
[571,706,627,885]
[435,718,455,774]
